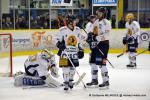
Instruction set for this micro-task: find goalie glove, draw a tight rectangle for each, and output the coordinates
[50,66,59,78]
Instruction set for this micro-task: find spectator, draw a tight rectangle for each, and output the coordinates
[18,17,28,29]
[76,16,84,28]
[43,21,49,29]
[15,17,20,29]
[31,20,41,29]
[3,17,13,29]
[118,17,126,28]
[111,15,116,28]
[2,18,6,29]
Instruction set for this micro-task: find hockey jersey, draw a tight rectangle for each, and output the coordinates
[56,26,83,59]
[97,19,111,42]
[24,53,56,77]
[125,21,140,39]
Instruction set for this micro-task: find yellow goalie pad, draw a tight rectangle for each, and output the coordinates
[59,57,69,67]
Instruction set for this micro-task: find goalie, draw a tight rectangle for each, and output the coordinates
[14,49,62,88]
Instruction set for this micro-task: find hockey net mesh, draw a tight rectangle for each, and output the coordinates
[0,33,12,77]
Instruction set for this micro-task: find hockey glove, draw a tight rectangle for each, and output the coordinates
[56,40,66,50]
[86,32,93,43]
[122,37,127,45]
[78,49,84,59]
[56,40,66,56]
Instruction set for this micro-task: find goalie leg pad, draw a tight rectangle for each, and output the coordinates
[14,74,45,87]
[45,75,62,88]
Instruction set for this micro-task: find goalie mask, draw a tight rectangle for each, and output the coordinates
[41,49,53,61]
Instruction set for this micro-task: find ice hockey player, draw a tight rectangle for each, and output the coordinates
[85,15,97,33]
[86,7,111,88]
[123,13,140,68]
[14,49,61,88]
[56,15,84,91]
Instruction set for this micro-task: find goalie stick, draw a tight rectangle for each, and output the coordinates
[74,72,86,86]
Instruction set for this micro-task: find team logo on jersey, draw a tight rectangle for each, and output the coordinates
[67,35,77,46]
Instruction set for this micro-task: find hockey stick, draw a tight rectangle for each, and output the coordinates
[117,45,127,58]
[97,47,115,68]
[117,53,124,58]
[63,50,87,88]
[82,28,115,68]
[133,49,148,58]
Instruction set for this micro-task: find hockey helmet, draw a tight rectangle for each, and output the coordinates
[96,7,107,18]
[66,15,76,25]
[126,13,134,20]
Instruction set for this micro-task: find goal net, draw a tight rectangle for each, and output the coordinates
[0,33,13,77]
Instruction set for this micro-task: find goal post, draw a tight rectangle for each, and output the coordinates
[0,33,13,77]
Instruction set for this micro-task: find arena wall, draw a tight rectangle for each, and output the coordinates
[0,29,150,56]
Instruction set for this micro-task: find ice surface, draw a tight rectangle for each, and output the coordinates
[0,54,150,100]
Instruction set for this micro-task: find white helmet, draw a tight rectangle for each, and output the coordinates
[41,49,53,60]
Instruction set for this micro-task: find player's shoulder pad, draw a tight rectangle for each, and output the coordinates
[132,21,139,26]
[59,26,67,32]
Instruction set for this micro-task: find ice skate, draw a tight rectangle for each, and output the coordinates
[126,63,136,68]
[99,81,109,89]
[64,82,69,91]
[86,79,98,87]
[69,80,74,89]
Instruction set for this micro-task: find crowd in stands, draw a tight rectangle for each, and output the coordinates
[1,13,150,29]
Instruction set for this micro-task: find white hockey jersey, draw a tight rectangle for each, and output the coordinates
[125,21,140,38]
[56,26,84,59]
[24,53,56,77]
[97,19,111,42]
[86,19,111,42]
[85,22,93,33]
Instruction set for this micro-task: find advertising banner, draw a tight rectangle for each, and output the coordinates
[50,0,73,6]
[93,0,118,6]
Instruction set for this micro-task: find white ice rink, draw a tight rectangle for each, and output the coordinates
[0,54,150,100]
